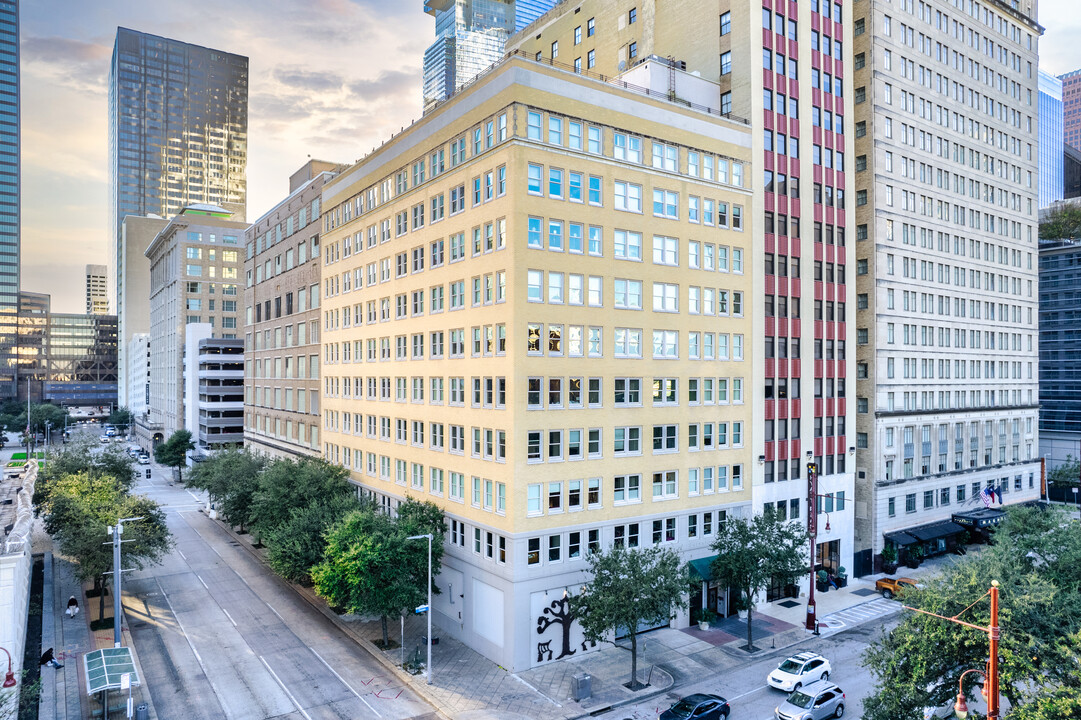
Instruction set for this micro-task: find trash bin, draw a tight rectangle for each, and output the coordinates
[571,672,592,701]
[135,703,149,720]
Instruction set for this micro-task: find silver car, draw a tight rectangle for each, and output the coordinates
[775,680,846,720]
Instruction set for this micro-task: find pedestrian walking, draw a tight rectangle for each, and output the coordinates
[66,595,79,618]
[39,648,63,669]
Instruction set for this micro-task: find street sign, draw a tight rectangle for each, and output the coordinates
[415,604,429,614]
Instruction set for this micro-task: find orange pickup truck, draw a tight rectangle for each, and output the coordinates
[875,576,919,599]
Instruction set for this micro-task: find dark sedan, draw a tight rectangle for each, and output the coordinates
[659,693,731,720]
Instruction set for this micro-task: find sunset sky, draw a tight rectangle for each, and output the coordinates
[20,0,1081,312]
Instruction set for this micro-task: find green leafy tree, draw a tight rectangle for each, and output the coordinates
[1039,205,1081,239]
[567,544,688,689]
[1047,455,1080,490]
[154,429,194,483]
[36,438,135,494]
[185,448,266,530]
[709,512,807,651]
[249,457,352,540]
[312,498,445,648]
[862,505,1081,719]
[107,406,134,433]
[36,471,172,621]
[263,493,360,583]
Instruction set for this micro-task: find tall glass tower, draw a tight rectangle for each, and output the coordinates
[0,0,19,399]
[422,0,557,110]
[109,28,248,407]
[1039,69,1063,208]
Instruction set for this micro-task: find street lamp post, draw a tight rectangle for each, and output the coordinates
[406,533,433,685]
[0,646,17,688]
[805,451,818,631]
[904,580,1000,719]
[44,420,52,453]
[109,517,145,647]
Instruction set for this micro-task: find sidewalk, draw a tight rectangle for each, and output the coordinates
[213,511,946,720]
[34,531,158,720]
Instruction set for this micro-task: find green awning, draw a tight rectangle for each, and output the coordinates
[83,647,139,695]
[688,555,718,582]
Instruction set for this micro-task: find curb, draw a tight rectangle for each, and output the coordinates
[210,511,454,720]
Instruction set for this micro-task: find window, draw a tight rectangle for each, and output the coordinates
[614,230,642,260]
[614,181,643,212]
[721,51,732,75]
[614,474,641,503]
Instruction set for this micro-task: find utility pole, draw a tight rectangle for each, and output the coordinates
[407,533,433,685]
[109,517,144,647]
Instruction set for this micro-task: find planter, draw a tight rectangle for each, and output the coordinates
[698,621,710,631]
[883,563,898,575]
[737,609,748,620]
[816,580,830,593]
[906,558,921,569]
[836,576,848,588]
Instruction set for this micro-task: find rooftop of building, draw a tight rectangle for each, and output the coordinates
[327,52,750,204]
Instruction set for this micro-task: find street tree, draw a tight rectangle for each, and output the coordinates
[37,471,171,621]
[37,438,135,493]
[567,544,688,689]
[249,456,352,541]
[1047,454,1080,490]
[862,505,1081,719]
[185,447,266,530]
[107,406,134,433]
[312,498,445,648]
[153,429,194,483]
[709,512,806,651]
[263,493,360,583]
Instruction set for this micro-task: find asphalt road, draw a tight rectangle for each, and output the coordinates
[121,462,434,720]
[602,619,898,720]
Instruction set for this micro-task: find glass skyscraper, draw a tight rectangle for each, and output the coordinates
[422,0,557,110]
[1039,240,1081,469]
[1039,69,1063,208]
[0,1,18,399]
[109,28,248,408]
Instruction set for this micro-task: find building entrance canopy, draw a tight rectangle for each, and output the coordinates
[952,508,1006,529]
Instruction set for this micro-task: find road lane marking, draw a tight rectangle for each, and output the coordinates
[197,574,209,590]
[260,656,314,720]
[177,549,186,560]
[310,647,382,717]
[221,608,237,627]
[728,684,769,701]
[187,490,201,502]
[266,602,284,621]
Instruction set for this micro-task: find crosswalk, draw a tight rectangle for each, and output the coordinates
[820,597,900,631]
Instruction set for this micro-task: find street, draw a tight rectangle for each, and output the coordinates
[601,619,897,720]
[121,460,435,720]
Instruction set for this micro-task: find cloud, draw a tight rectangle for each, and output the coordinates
[348,69,421,102]
[273,67,345,92]
[21,35,110,93]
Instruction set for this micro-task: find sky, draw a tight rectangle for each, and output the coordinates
[19,0,1081,312]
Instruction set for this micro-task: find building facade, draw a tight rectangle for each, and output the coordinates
[510,0,857,583]
[421,0,558,110]
[0,0,19,401]
[191,335,244,451]
[243,161,337,459]
[1060,68,1081,150]
[145,205,246,439]
[853,0,1043,569]
[320,55,754,671]
[1039,68,1063,208]
[127,332,150,418]
[10,291,119,407]
[86,264,109,315]
[1039,239,1081,469]
[116,215,168,411]
[109,27,248,394]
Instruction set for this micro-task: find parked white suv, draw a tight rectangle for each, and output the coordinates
[767,651,833,692]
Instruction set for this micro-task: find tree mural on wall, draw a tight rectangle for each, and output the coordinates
[536,594,578,661]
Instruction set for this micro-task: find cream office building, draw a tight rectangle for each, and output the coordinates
[319,56,754,671]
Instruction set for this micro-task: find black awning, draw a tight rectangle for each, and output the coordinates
[908,520,966,542]
[952,508,1006,529]
[884,530,919,546]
